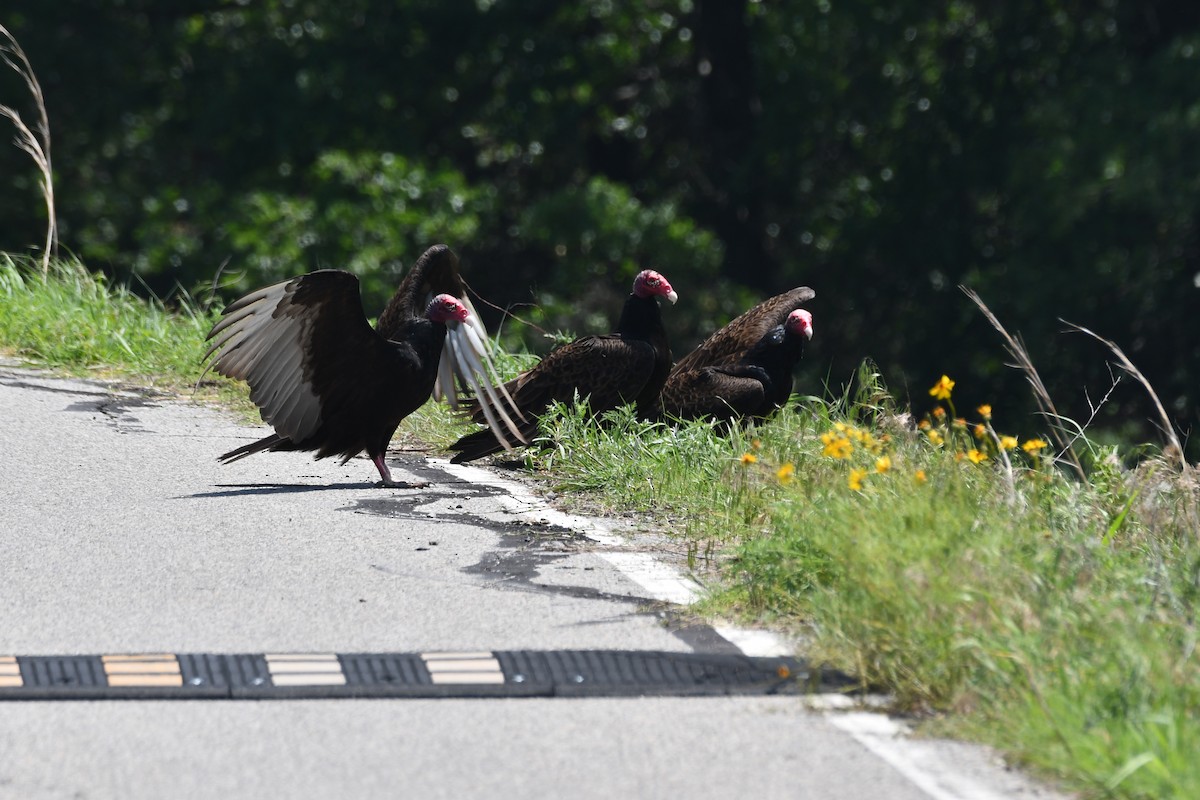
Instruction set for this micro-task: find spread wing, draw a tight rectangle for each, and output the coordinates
[202,270,402,445]
[672,286,815,372]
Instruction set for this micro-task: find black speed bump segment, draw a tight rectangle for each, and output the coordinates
[0,650,803,700]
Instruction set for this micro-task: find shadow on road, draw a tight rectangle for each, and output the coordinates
[181,483,376,499]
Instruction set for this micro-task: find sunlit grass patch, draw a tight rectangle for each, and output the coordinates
[0,254,216,391]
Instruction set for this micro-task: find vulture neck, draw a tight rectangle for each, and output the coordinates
[615,293,664,341]
[617,292,673,417]
[747,325,804,366]
[375,266,435,338]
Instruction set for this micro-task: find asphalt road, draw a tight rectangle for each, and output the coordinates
[0,367,1067,799]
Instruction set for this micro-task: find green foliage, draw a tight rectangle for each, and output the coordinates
[222,150,492,308]
[519,176,722,284]
[514,176,728,340]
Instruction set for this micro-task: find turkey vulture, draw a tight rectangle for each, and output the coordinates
[448,269,679,463]
[656,287,814,422]
[202,245,521,486]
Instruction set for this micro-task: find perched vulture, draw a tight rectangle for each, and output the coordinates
[202,245,518,486]
[655,287,815,422]
[448,269,679,463]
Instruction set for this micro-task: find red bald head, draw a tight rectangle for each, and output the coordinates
[787,308,813,340]
[633,270,679,304]
[425,293,470,323]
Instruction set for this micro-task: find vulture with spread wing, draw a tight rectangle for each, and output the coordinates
[448,269,678,463]
[203,245,517,486]
[655,286,814,423]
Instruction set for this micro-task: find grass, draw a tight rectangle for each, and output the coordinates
[0,254,215,387]
[2,255,1198,798]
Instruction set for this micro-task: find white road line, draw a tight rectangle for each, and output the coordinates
[827,713,1040,800]
[441,460,813,665]
[440,460,789,645]
[440,461,705,603]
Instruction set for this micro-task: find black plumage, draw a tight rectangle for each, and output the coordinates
[203,245,502,486]
[448,269,678,463]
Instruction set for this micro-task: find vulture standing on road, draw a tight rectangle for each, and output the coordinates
[202,245,519,486]
[448,269,679,463]
[655,286,814,423]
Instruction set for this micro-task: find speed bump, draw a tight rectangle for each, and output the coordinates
[0,650,805,700]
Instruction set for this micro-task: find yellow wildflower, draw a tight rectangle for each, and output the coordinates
[848,468,868,491]
[837,425,865,443]
[973,424,986,439]
[999,436,1018,451]
[953,417,967,429]
[977,404,992,419]
[929,375,955,400]
[967,448,988,464]
[914,469,928,484]
[740,453,758,465]
[875,455,892,474]
[927,430,944,446]
[821,433,853,459]
[918,419,931,431]
[1022,438,1048,453]
[776,463,795,484]
[932,407,946,420]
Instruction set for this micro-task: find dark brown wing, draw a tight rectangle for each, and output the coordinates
[509,334,657,414]
[659,364,770,422]
[376,244,464,338]
[203,270,406,447]
[672,286,815,372]
[450,334,657,462]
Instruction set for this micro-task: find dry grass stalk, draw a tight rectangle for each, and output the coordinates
[982,420,1018,506]
[0,23,56,274]
[961,287,1087,481]
[1064,320,1186,470]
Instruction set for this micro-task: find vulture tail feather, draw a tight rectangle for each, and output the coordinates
[217,432,290,464]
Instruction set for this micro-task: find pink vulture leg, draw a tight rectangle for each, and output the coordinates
[372,452,430,489]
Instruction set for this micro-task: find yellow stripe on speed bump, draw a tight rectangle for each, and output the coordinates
[265,653,346,687]
[0,656,21,688]
[422,652,505,685]
[101,654,183,688]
